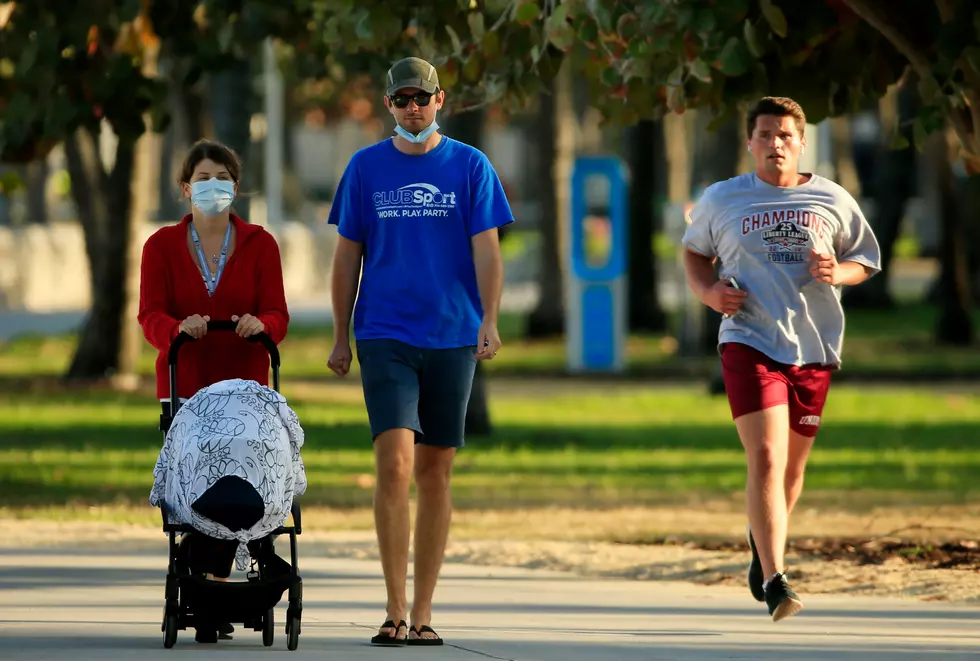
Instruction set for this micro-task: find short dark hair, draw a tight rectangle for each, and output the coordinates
[178,139,242,186]
[746,97,806,137]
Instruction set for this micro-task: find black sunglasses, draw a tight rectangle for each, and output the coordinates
[389,91,434,108]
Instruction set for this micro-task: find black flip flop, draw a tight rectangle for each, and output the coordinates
[408,624,444,646]
[371,619,408,646]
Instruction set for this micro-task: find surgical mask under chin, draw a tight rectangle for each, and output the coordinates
[394,117,439,144]
[190,178,236,216]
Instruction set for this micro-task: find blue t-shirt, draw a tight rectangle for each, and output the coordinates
[327,136,514,349]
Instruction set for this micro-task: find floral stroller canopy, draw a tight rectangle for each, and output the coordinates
[150,378,307,570]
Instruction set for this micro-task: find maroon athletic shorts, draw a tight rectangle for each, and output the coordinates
[719,342,833,437]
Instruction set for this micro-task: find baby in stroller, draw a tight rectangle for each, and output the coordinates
[150,377,307,644]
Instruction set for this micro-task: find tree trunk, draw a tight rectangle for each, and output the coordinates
[157,52,200,222]
[442,108,485,157]
[442,108,493,436]
[63,126,137,380]
[625,120,667,332]
[157,118,182,221]
[26,160,48,224]
[690,115,740,356]
[847,147,913,309]
[844,83,917,310]
[0,168,11,224]
[526,65,573,338]
[181,82,208,146]
[932,129,974,346]
[966,175,980,305]
[829,117,861,196]
[208,58,254,222]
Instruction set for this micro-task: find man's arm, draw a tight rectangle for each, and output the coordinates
[829,194,881,285]
[836,261,874,286]
[330,236,363,345]
[684,249,746,316]
[809,249,875,287]
[472,228,503,326]
[683,249,718,303]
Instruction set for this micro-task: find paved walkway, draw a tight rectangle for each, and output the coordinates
[0,545,977,660]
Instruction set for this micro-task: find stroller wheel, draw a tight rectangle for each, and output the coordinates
[262,608,275,647]
[163,611,178,649]
[285,605,301,651]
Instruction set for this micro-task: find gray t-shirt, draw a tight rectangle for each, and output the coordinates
[681,173,881,367]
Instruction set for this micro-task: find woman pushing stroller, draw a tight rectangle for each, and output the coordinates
[137,138,290,418]
[137,139,294,643]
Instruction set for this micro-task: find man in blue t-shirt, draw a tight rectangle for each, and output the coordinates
[326,56,514,647]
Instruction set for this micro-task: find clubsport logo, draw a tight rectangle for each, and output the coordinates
[373,183,458,218]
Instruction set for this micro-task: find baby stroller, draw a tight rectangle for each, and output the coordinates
[154,320,304,650]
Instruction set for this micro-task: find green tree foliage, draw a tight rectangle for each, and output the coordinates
[291,0,979,168]
[2,0,978,376]
[0,3,168,164]
[4,0,980,165]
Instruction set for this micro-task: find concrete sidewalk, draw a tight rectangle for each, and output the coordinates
[0,546,977,660]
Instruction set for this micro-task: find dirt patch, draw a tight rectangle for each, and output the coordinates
[648,537,980,571]
[291,535,980,605]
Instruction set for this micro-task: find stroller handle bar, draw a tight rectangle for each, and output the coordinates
[168,320,280,368]
[167,320,281,417]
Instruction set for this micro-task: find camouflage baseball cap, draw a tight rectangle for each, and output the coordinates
[386,57,440,96]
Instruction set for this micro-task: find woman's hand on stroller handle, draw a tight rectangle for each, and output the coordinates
[179,314,210,339]
[231,314,265,338]
[169,319,281,372]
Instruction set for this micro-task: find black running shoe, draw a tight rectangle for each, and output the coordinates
[746,525,765,602]
[765,572,803,621]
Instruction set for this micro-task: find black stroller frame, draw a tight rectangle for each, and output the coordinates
[158,320,303,650]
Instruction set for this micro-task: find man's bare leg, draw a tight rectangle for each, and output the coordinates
[409,444,456,641]
[373,429,415,641]
[785,430,816,517]
[736,404,804,620]
[735,405,790,579]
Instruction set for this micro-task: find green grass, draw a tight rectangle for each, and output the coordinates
[1,382,977,510]
[2,304,980,381]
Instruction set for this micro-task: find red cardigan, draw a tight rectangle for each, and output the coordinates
[137,214,289,400]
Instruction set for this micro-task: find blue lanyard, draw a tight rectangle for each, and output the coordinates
[190,221,233,297]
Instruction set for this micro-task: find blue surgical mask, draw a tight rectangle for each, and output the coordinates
[191,178,235,216]
[394,118,440,144]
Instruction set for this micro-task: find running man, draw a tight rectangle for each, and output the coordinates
[326,56,513,645]
[681,96,881,621]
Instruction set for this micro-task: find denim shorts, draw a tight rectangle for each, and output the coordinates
[356,338,478,448]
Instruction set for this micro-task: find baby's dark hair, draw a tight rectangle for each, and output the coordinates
[178,139,242,185]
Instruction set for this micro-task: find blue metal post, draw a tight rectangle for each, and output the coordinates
[565,156,629,373]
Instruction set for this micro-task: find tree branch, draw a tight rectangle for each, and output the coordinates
[960,90,980,173]
[947,104,975,160]
[843,0,980,167]
[447,89,509,116]
[971,91,980,150]
[63,128,100,240]
[839,0,934,79]
[490,0,518,32]
[934,0,955,22]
